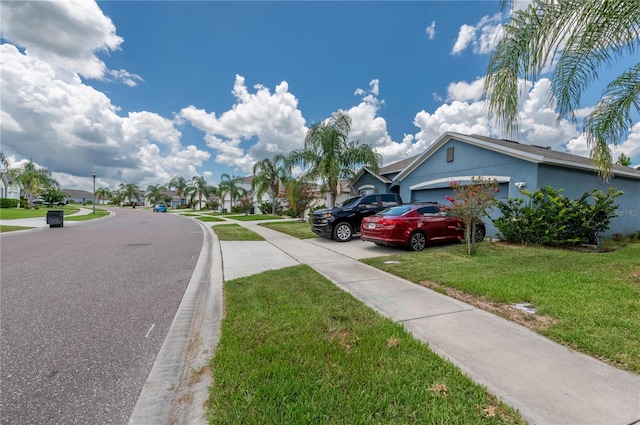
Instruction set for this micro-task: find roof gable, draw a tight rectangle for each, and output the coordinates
[395,132,640,181]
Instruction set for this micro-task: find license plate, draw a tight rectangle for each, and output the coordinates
[368,222,376,229]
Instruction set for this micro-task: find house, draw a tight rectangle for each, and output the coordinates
[1,172,22,200]
[63,189,97,205]
[352,132,640,237]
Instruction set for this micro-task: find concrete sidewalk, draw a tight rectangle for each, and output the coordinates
[221,220,640,425]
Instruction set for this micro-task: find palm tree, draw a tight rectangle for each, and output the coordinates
[110,188,126,206]
[145,184,168,206]
[16,161,58,209]
[118,183,141,206]
[217,173,246,212]
[483,0,640,178]
[251,154,290,215]
[95,187,112,205]
[289,111,381,208]
[190,175,214,210]
[167,176,189,207]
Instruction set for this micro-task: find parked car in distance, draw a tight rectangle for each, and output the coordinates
[153,204,168,213]
[311,193,403,242]
[360,203,485,251]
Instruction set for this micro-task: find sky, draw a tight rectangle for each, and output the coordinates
[1,0,639,192]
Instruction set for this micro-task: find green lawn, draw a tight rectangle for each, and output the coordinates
[226,214,283,221]
[362,242,640,374]
[212,224,264,241]
[260,220,318,239]
[0,225,34,233]
[65,210,110,221]
[196,216,226,222]
[207,265,524,424]
[0,205,81,219]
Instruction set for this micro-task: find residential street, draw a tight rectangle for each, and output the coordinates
[0,208,203,425]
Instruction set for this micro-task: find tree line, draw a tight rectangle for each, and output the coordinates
[102,111,381,217]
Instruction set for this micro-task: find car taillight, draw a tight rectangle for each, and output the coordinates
[380,218,403,226]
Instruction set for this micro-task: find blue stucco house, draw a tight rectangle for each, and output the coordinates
[352,132,640,238]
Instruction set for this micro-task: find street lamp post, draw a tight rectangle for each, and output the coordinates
[92,170,96,215]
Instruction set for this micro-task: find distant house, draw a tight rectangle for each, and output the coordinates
[352,132,640,237]
[62,189,95,205]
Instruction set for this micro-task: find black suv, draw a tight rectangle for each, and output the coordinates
[311,193,403,241]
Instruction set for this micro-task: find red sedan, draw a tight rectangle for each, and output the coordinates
[360,203,485,251]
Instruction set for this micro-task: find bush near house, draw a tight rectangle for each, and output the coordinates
[493,186,622,246]
[0,198,19,208]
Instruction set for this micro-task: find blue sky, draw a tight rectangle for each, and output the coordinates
[1,1,638,191]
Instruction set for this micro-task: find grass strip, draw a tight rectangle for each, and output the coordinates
[208,265,524,424]
[362,242,640,374]
[0,206,81,219]
[227,214,283,221]
[260,220,318,239]
[0,225,35,233]
[65,210,110,221]
[196,216,226,222]
[212,224,264,241]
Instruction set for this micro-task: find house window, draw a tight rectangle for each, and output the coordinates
[446,147,454,162]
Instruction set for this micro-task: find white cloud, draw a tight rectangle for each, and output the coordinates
[567,123,640,165]
[348,80,390,148]
[451,24,476,55]
[414,100,490,146]
[0,0,123,80]
[0,43,209,190]
[446,77,485,102]
[425,21,436,40]
[179,75,308,174]
[451,13,503,55]
[474,14,503,54]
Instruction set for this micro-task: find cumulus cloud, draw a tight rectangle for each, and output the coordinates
[179,75,308,175]
[0,40,209,190]
[451,13,503,55]
[446,77,485,102]
[348,80,391,147]
[0,0,125,80]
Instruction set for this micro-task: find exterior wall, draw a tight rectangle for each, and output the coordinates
[353,135,640,239]
[537,165,640,236]
[352,173,388,195]
[397,139,539,238]
[1,180,21,200]
[399,140,539,198]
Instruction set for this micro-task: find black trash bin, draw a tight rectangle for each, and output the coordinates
[46,210,64,228]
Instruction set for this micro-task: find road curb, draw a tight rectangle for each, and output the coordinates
[127,219,223,424]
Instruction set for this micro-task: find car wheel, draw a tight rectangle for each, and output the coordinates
[474,225,486,242]
[333,222,353,242]
[408,231,427,251]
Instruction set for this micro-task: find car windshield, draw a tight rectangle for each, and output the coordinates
[378,205,413,216]
[338,196,363,208]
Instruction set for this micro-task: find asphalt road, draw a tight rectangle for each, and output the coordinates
[0,208,203,425]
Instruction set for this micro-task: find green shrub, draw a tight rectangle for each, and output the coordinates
[0,198,19,208]
[493,186,623,246]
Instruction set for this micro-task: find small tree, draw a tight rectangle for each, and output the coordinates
[40,186,66,206]
[286,178,315,221]
[445,177,499,255]
[238,195,253,215]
